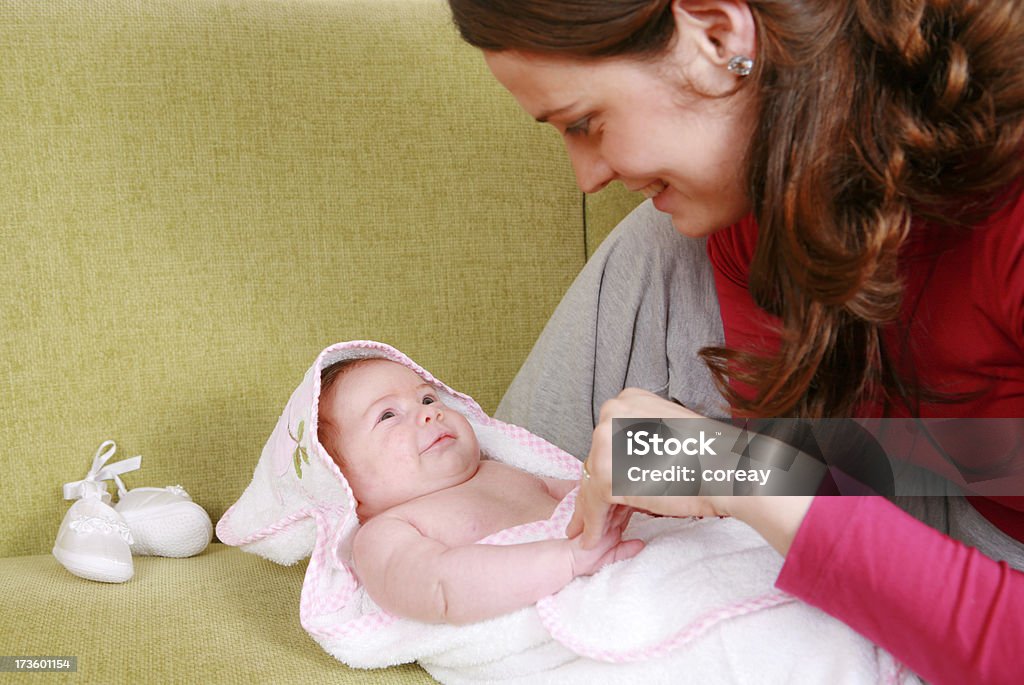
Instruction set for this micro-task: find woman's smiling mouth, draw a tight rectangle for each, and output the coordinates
[639,180,668,199]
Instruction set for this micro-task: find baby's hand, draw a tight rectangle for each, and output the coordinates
[567,507,644,577]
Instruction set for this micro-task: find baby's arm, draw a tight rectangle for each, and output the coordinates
[352,514,642,625]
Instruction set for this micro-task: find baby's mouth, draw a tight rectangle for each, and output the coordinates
[423,433,456,453]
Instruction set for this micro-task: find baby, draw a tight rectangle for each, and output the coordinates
[317,357,644,625]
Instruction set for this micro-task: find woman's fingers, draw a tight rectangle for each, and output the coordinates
[578,421,618,547]
[613,538,645,563]
[570,388,709,546]
[570,482,616,549]
[609,503,634,533]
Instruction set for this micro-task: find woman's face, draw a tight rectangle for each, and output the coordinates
[484,47,757,237]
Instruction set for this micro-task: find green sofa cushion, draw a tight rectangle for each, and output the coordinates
[2,544,434,683]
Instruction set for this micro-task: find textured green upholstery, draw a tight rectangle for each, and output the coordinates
[0,0,640,682]
[2,544,432,684]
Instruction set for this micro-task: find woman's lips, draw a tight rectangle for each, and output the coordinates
[652,185,670,211]
[639,180,668,199]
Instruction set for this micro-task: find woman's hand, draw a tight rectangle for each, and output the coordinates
[565,388,816,555]
[566,388,732,548]
[566,504,644,577]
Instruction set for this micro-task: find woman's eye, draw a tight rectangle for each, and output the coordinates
[565,117,591,137]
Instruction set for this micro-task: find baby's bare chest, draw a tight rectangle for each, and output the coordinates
[408,464,561,546]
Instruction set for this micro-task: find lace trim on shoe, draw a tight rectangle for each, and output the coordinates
[68,515,134,544]
[166,485,188,498]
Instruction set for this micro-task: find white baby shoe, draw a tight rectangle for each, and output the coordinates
[53,441,141,583]
[114,484,212,558]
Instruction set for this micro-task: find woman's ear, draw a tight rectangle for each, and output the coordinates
[670,0,756,68]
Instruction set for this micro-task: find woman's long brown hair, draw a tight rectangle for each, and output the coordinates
[449,0,1024,418]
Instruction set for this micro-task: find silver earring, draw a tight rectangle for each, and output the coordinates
[727,55,754,77]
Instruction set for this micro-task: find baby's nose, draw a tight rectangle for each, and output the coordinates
[420,405,443,424]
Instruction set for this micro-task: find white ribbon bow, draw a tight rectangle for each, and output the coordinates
[62,440,142,501]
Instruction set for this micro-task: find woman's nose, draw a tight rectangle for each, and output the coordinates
[567,142,614,194]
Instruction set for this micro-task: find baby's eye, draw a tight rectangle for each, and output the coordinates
[377,410,396,423]
[422,395,436,405]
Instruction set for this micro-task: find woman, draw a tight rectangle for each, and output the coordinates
[448,1,1024,683]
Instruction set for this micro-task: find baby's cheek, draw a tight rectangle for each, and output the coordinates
[456,419,481,454]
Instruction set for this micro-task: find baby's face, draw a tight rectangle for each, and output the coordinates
[320,359,481,517]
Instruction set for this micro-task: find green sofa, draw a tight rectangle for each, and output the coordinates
[0,1,641,682]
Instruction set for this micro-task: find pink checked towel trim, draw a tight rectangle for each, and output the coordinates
[216,504,320,546]
[536,573,911,683]
[475,488,579,546]
[479,417,584,477]
[300,509,383,635]
[536,589,796,663]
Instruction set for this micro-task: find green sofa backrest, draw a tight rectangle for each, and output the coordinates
[0,0,640,557]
